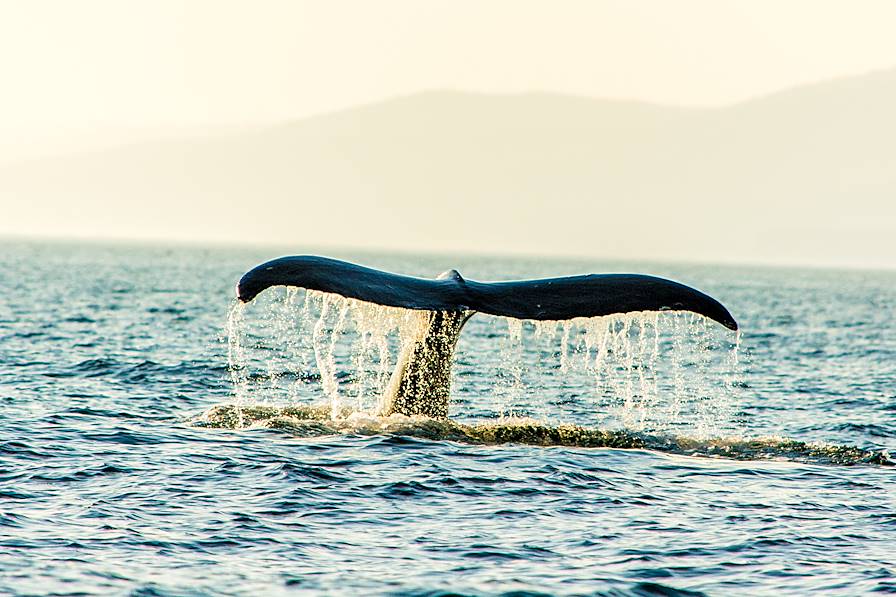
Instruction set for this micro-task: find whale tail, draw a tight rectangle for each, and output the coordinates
[236,256,738,417]
[237,256,738,330]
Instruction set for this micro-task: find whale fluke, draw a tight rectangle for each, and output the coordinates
[235,255,738,418]
[237,256,738,330]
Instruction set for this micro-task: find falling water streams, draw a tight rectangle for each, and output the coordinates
[210,287,888,465]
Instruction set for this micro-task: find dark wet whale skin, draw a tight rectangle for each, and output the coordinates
[237,255,739,330]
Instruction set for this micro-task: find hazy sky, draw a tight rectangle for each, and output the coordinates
[2,1,896,269]
[4,1,896,157]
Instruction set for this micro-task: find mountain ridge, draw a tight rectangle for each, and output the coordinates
[3,68,895,268]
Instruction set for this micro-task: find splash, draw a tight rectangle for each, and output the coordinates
[226,288,430,413]
[225,301,248,427]
[195,404,893,467]
[472,311,743,436]
[224,288,743,436]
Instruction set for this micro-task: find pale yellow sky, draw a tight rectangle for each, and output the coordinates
[3,1,896,157]
[2,1,896,269]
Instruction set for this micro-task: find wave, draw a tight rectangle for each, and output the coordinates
[192,404,893,466]
[42,358,229,383]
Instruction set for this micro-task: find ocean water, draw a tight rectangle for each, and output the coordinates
[1,241,894,596]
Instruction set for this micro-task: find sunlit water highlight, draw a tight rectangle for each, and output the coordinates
[1,242,894,596]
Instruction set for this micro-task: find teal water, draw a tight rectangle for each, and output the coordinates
[1,241,894,596]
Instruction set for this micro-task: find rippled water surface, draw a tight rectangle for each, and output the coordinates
[1,241,894,596]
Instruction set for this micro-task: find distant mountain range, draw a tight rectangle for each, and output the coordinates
[3,68,895,268]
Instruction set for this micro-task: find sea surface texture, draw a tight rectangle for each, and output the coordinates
[1,242,894,596]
